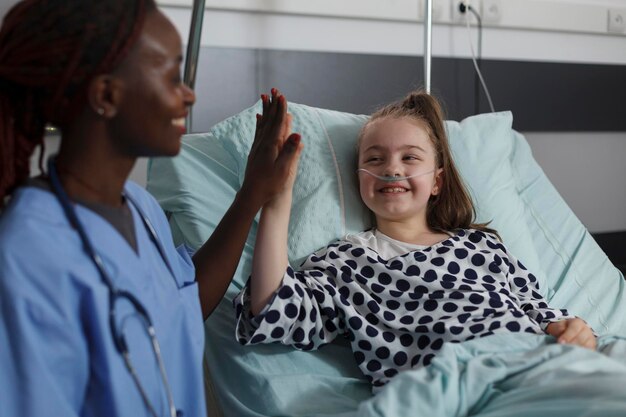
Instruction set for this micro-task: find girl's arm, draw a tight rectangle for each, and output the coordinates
[193,89,301,319]
[250,188,293,315]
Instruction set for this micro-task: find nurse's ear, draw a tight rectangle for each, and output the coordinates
[87,74,125,119]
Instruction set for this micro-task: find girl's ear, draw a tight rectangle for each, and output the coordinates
[87,74,125,118]
[432,168,444,195]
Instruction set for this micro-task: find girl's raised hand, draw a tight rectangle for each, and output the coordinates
[546,318,597,350]
[241,88,303,209]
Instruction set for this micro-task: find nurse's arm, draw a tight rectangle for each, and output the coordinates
[193,89,301,319]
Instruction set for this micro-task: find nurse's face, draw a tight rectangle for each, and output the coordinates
[108,9,196,158]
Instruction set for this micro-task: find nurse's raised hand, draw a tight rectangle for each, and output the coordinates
[193,88,302,318]
[241,88,303,209]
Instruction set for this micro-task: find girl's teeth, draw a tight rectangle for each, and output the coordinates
[172,118,185,127]
[381,187,407,193]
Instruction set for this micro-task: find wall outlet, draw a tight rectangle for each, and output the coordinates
[481,0,502,24]
[608,8,626,33]
[451,0,476,23]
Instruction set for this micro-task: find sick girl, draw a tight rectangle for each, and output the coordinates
[234,90,595,389]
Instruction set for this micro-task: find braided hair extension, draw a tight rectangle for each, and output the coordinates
[0,0,156,203]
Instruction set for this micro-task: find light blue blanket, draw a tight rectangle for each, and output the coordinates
[352,333,626,417]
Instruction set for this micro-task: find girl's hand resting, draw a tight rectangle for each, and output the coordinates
[546,318,597,350]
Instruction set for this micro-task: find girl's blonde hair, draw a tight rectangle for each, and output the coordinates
[358,90,500,239]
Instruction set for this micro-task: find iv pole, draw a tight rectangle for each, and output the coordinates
[424,0,433,94]
[184,0,206,133]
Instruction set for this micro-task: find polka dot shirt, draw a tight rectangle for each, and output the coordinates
[234,229,572,389]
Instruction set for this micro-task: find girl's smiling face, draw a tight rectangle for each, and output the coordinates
[358,116,442,227]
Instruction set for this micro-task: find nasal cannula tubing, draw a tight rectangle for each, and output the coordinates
[357,168,435,182]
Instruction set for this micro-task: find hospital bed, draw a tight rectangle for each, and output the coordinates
[147,2,626,416]
[147,103,626,416]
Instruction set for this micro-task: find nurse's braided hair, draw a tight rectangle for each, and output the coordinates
[0,0,156,203]
[358,90,500,239]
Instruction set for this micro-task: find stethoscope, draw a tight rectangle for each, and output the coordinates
[47,157,181,417]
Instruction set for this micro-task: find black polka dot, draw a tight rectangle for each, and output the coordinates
[471,254,485,266]
[293,327,305,342]
[393,351,408,366]
[399,315,414,325]
[378,273,392,285]
[358,340,372,351]
[351,248,365,257]
[383,311,396,321]
[389,260,403,270]
[396,279,411,292]
[489,262,501,273]
[469,293,484,305]
[411,354,422,367]
[386,300,401,310]
[354,351,365,365]
[250,334,266,343]
[447,262,460,274]
[375,346,390,359]
[384,369,398,379]
[405,265,421,276]
[431,257,445,267]
[450,325,463,335]
[424,270,438,282]
[433,322,445,334]
[414,252,427,262]
[382,331,396,343]
[284,303,298,318]
[424,300,438,311]
[371,283,385,293]
[348,316,363,330]
[352,292,365,306]
[271,328,285,338]
[361,266,375,278]
[506,321,521,332]
[406,301,420,311]
[443,302,458,313]
[366,325,379,337]
[400,334,414,347]
[454,248,468,259]
[278,286,294,299]
[367,360,382,372]
[431,338,444,350]
[418,315,433,324]
[365,314,379,325]
[417,335,431,349]
[469,323,485,334]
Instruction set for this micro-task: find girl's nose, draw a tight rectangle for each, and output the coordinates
[382,162,402,178]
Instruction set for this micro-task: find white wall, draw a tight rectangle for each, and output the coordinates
[5,0,625,232]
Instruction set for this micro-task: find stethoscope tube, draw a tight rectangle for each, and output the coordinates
[46,157,180,417]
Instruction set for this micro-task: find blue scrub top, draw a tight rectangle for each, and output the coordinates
[0,182,206,417]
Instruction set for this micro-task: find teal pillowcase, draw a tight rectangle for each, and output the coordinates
[147,101,625,335]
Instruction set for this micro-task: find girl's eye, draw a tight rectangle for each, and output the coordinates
[365,156,382,163]
[403,155,421,161]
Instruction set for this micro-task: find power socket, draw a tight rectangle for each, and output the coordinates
[481,0,502,24]
[608,8,626,33]
[451,0,475,23]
